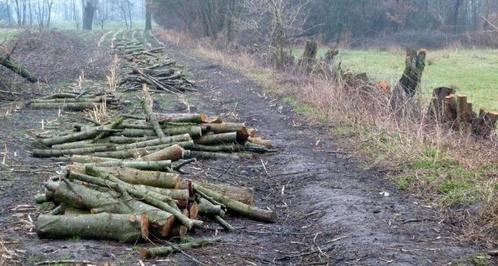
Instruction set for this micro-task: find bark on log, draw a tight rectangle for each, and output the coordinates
[115,134,191,150]
[200,123,245,134]
[141,144,186,162]
[30,102,99,111]
[155,113,207,123]
[0,53,38,82]
[197,197,225,216]
[70,155,121,164]
[45,181,174,235]
[109,136,155,144]
[32,145,116,158]
[84,167,202,229]
[41,126,110,146]
[194,132,238,145]
[141,86,165,138]
[87,160,172,172]
[36,213,148,243]
[120,126,202,138]
[90,166,180,189]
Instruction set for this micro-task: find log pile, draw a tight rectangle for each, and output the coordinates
[35,162,275,257]
[428,87,498,138]
[28,91,119,111]
[32,91,275,257]
[113,39,195,93]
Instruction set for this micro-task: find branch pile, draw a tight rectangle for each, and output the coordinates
[113,39,194,93]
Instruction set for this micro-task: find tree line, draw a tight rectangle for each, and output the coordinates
[0,0,147,30]
[151,0,498,43]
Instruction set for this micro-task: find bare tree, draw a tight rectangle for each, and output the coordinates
[82,0,98,30]
[34,0,53,29]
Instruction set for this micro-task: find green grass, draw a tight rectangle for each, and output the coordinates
[294,48,498,112]
[0,28,20,42]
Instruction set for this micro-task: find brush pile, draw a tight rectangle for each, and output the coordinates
[32,90,275,257]
[113,39,195,93]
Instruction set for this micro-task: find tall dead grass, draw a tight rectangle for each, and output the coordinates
[154,29,498,244]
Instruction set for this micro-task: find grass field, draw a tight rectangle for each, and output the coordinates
[297,48,498,112]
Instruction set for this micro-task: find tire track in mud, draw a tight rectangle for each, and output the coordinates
[154,37,482,265]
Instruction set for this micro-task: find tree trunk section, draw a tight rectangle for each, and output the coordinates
[36,213,148,243]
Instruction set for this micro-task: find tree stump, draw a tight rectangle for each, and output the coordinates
[427,87,456,120]
[390,49,426,115]
[471,110,498,138]
[428,88,497,138]
[298,40,318,73]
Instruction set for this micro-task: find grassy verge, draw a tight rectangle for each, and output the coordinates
[156,29,498,245]
[294,48,498,112]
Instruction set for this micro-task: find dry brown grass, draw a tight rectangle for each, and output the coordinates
[84,100,108,124]
[155,29,498,245]
[106,55,119,93]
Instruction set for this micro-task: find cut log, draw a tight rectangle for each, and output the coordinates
[141,85,165,138]
[89,166,181,189]
[197,197,225,216]
[41,126,109,146]
[194,132,238,145]
[30,102,99,111]
[0,53,38,82]
[201,123,245,134]
[84,166,202,229]
[32,145,116,158]
[141,144,185,161]
[36,213,148,243]
[140,238,221,258]
[70,155,121,164]
[87,160,172,172]
[120,126,202,138]
[45,180,174,235]
[115,134,191,150]
[156,113,206,123]
[194,185,275,223]
[109,136,156,144]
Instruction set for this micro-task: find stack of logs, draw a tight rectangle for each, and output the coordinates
[36,161,274,258]
[28,90,119,111]
[429,87,498,138]
[33,91,275,258]
[113,39,195,93]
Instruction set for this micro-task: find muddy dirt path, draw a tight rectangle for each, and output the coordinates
[0,31,480,265]
[154,39,481,265]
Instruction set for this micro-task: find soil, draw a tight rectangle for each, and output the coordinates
[0,30,484,265]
